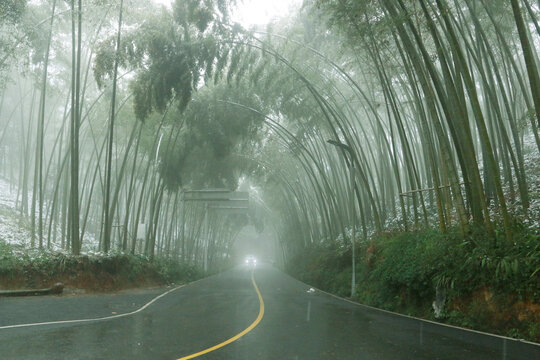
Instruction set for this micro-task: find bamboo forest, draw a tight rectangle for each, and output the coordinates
[0,0,539,358]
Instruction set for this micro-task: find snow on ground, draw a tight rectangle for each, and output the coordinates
[0,176,17,209]
[0,176,101,252]
[0,176,31,248]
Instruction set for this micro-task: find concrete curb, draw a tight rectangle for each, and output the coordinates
[0,283,64,297]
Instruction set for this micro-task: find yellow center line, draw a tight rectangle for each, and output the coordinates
[177,269,265,360]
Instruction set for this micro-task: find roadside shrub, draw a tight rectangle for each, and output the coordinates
[153,258,202,283]
[0,240,204,290]
[286,221,540,342]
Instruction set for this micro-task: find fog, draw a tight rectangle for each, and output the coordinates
[1,0,539,308]
[232,225,278,265]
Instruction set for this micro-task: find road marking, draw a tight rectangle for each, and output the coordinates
[177,270,265,360]
[0,284,186,330]
[304,281,540,346]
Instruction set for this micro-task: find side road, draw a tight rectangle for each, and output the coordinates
[0,285,176,328]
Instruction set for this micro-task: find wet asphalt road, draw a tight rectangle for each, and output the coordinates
[0,264,538,359]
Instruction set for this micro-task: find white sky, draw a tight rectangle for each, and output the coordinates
[152,0,302,27]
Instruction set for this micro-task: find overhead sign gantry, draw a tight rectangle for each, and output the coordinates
[182,189,249,271]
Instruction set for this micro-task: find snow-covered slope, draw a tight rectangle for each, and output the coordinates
[0,177,31,247]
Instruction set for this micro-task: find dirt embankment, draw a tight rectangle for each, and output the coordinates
[0,254,201,293]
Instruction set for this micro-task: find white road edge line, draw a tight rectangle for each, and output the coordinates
[308,282,540,346]
[0,284,187,330]
[279,270,540,347]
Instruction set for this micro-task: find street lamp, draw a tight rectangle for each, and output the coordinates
[327,139,356,298]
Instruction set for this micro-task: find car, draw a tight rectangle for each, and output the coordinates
[245,255,257,267]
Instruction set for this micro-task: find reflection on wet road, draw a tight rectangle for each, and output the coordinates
[0,264,538,359]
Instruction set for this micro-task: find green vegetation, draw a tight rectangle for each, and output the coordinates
[0,0,539,343]
[0,240,202,291]
[287,223,540,342]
